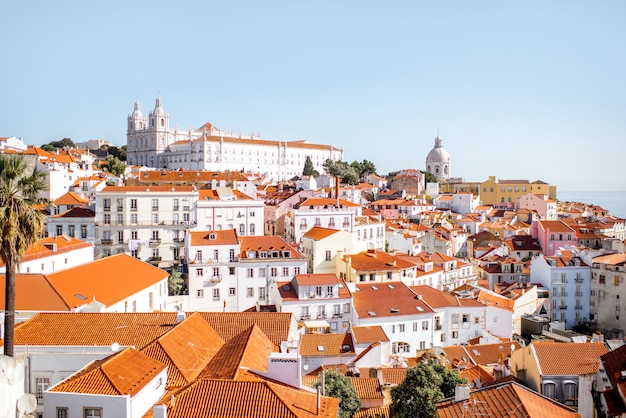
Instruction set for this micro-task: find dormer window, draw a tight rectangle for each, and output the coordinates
[209,233,216,240]
[247,251,256,259]
[259,251,268,258]
[283,250,291,258]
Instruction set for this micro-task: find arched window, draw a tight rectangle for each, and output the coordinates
[543,381,556,399]
[563,381,577,405]
[392,341,410,353]
[161,118,164,127]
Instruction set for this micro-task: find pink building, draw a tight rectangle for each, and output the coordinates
[531,220,577,256]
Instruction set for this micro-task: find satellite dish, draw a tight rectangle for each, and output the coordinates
[17,393,36,415]
[111,342,120,352]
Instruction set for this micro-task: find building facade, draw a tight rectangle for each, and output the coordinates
[126,97,343,181]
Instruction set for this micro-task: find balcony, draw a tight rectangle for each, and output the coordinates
[575,277,584,283]
[328,222,336,228]
[435,325,442,331]
[343,222,350,227]
[100,239,113,245]
[299,224,308,230]
[317,313,327,320]
[301,314,311,320]
[147,256,161,265]
[103,207,111,212]
[575,292,583,297]
[332,313,343,319]
[210,276,222,283]
[116,206,123,211]
[575,305,583,310]
[150,238,161,244]
[557,305,568,310]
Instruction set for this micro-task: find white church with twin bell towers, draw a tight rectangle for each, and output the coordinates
[126,96,344,181]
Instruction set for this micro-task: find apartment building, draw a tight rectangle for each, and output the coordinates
[185,231,307,312]
[94,186,198,267]
[589,252,626,336]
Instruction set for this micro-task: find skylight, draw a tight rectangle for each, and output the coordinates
[317,345,325,352]
[416,306,424,312]
[368,311,377,316]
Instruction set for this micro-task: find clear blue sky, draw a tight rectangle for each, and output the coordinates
[2,1,625,191]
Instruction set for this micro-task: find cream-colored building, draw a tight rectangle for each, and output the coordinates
[479,176,555,207]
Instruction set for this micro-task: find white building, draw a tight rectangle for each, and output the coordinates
[0,135,27,151]
[517,193,558,220]
[0,236,94,275]
[273,273,353,333]
[285,197,362,244]
[530,253,591,328]
[94,186,198,267]
[349,281,436,359]
[126,97,343,181]
[451,192,480,215]
[195,188,264,236]
[185,231,307,312]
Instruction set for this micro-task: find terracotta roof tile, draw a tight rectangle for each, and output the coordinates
[140,313,224,387]
[351,326,389,343]
[353,405,390,418]
[196,312,293,348]
[350,377,383,400]
[533,341,608,375]
[45,254,168,308]
[0,274,69,311]
[199,324,278,380]
[0,235,93,266]
[49,347,165,395]
[352,281,434,319]
[12,312,177,347]
[302,226,341,240]
[436,381,580,417]
[160,379,339,417]
[239,236,305,259]
[299,333,353,357]
[378,368,407,385]
[189,230,238,246]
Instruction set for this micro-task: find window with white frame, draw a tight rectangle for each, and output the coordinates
[422,321,429,330]
[84,408,102,418]
[229,288,236,296]
[543,381,556,399]
[213,288,220,300]
[35,377,50,403]
[247,268,254,278]
[197,289,204,298]
[57,408,68,418]
[246,287,254,297]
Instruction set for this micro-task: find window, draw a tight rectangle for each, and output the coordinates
[229,266,235,275]
[247,268,254,278]
[282,267,289,276]
[370,273,376,282]
[56,225,63,236]
[451,314,459,326]
[564,382,577,403]
[57,408,68,418]
[196,268,203,277]
[474,317,480,324]
[294,267,300,275]
[462,314,470,323]
[249,223,255,235]
[271,267,278,277]
[35,377,50,403]
[152,198,159,211]
[103,214,110,225]
[197,289,204,298]
[419,341,426,350]
[173,199,179,211]
[452,331,458,339]
[422,321,429,331]
[259,287,266,300]
[131,213,138,224]
[543,382,556,399]
[325,250,332,261]
[81,225,87,239]
[130,199,137,210]
[398,324,405,332]
[84,408,102,418]
[213,288,220,300]
[103,198,111,210]
[68,225,75,237]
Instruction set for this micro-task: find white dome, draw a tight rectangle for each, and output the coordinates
[425,136,450,163]
[131,100,143,118]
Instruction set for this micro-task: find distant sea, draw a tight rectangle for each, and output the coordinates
[557,191,626,219]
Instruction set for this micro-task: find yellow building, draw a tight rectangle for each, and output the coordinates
[479,176,556,206]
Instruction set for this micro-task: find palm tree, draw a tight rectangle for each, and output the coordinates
[0,154,48,357]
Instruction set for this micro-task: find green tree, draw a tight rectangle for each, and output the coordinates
[323,159,359,185]
[302,156,319,177]
[422,171,438,184]
[360,159,376,178]
[168,265,185,296]
[41,144,55,152]
[101,155,126,177]
[313,369,360,418]
[391,360,465,418]
[0,154,48,356]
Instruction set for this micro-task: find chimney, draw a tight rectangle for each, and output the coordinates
[454,384,470,402]
[153,405,167,418]
[176,311,186,323]
[335,176,341,206]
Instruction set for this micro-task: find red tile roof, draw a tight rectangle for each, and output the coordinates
[351,326,389,343]
[49,347,165,395]
[45,254,168,308]
[352,281,434,319]
[299,333,353,357]
[196,312,294,347]
[189,229,238,246]
[532,341,608,375]
[436,382,580,417]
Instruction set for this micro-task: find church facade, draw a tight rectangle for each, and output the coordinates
[126,97,343,181]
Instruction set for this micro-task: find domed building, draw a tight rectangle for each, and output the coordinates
[425,135,451,179]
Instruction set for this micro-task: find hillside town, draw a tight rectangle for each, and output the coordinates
[2,97,626,418]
